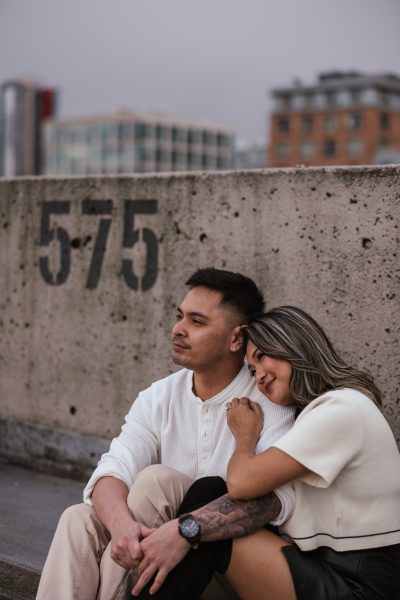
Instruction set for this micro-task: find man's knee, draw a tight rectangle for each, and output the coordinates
[127,465,193,525]
[57,503,99,536]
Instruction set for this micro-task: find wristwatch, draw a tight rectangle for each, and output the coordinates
[178,514,201,548]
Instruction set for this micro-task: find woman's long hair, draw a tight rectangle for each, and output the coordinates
[245,306,382,407]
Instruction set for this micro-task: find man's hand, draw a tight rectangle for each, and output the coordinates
[132,519,191,596]
[109,517,155,568]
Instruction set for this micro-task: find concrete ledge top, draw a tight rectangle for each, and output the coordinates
[1,162,400,183]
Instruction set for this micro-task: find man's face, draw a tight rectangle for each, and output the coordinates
[171,286,240,373]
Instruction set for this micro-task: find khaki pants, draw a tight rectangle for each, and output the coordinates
[36,465,239,600]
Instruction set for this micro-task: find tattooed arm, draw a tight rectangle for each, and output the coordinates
[191,492,281,541]
[131,492,282,596]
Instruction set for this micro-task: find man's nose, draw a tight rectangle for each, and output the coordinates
[172,319,186,337]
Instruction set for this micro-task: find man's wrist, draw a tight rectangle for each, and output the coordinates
[108,512,137,534]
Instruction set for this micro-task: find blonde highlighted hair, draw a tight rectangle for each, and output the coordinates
[245,306,382,407]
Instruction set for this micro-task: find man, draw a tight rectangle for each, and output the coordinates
[36,268,295,600]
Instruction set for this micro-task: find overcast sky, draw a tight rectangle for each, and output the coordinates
[1,0,400,144]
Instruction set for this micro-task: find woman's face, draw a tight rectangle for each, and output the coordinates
[246,340,294,406]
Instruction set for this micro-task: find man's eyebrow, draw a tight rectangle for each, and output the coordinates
[189,310,209,320]
[178,307,210,320]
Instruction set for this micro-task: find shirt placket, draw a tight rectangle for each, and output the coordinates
[198,402,213,478]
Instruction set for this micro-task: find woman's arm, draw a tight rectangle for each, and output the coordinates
[227,398,309,499]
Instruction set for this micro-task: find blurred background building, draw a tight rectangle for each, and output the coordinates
[0,79,57,176]
[43,111,234,175]
[234,140,267,169]
[269,71,400,167]
[2,71,400,176]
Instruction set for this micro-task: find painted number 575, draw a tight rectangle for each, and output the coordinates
[39,199,159,291]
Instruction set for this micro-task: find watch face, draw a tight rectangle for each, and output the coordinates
[180,516,200,540]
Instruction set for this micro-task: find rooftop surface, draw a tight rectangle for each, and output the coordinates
[0,461,83,599]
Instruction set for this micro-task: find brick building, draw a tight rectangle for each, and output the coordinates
[269,71,400,167]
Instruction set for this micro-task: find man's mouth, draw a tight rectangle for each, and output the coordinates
[172,339,191,351]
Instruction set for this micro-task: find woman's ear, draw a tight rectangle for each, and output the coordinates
[230,325,245,353]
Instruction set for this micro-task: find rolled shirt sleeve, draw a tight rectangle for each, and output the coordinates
[83,390,159,505]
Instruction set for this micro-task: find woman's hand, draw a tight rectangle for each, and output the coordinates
[226,397,264,448]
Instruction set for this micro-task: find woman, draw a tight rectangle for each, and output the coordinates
[133,306,400,600]
[224,305,400,600]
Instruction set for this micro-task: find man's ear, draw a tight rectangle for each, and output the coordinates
[230,325,245,353]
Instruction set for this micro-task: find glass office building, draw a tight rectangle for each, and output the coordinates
[44,110,234,175]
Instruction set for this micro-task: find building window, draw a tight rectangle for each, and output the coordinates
[378,89,390,107]
[156,125,167,140]
[380,113,390,130]
[134,122,147,139]
[303,93,315,109]
[276,143,290,159]
[350,88,362,105]
[323,139,336,157]
[202,131,215,145]
[217,156,227,169]
[347,139,362,157]
[325,91,337,107]
[172,127,178,142]
[300,141,315,159]
[348,113,362,129]
[379,138,389,149]
[188,129,200,144]
[324,114,337,132]
[278,95,292,110]
[217,133,228,147]
[277,117,290,133]
[301,116,313,132]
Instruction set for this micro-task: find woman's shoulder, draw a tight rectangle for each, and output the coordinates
[299,387,376,421]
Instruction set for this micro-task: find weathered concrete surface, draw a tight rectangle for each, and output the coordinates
[0,461,83,599]
[0,167,399,462]
[0,419,108,479]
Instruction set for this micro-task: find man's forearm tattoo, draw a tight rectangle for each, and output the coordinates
[191,492,282,542]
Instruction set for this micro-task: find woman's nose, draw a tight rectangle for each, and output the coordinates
[256,369,265,385]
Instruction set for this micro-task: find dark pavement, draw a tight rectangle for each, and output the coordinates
[0,461,83,600]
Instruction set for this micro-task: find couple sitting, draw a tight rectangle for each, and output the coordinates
[37,268,400,600]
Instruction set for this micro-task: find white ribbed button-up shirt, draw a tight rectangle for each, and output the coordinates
[84,365,296,524]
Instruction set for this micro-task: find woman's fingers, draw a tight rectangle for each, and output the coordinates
[249,400,263,415]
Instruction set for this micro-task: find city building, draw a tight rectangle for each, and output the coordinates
[269,71,400,167]
[234,140,267,169]
[0,80,57,176]
[43,110,234,175]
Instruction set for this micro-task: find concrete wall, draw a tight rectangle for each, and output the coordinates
[1,166,399,472]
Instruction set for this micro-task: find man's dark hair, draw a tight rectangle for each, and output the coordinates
[185,267,265,323]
